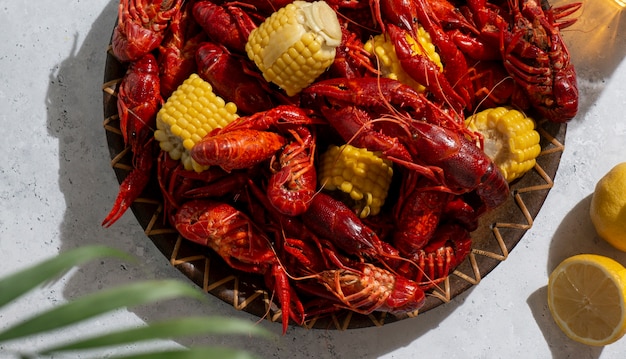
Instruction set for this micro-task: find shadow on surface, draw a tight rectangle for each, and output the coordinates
[527,195,626,358]
[44,1,626,358]
[527,286,603,359]
[547,194,626,272]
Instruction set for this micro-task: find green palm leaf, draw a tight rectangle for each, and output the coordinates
[0,245,269,358]
[40,316,270,354]
[110,346,261,359]
[0,280,206,342]
[0,245,132,307]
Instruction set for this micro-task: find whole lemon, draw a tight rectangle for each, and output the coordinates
[590,162,626,251]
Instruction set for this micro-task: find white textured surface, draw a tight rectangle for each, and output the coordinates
[1,0,626,358]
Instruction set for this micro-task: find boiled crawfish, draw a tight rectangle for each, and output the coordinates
[103,54,162,227]
[461,0,581,121]
[192,0,260,54]
[174,199,305,334]
[195,41,281,115]
[302,77,510,213]
[250,182,427,316]
[112,0,183,62]
[267,126,318,217]
[299,262,426,316]
[103,0,581,332]
[157,0,205,98]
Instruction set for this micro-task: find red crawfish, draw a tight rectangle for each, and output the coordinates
[267,126,317,217]
[192,0,260,54]
[301,192,402,263]
[462,0,581,121]
[247,178,336,270]
[157,0,206,98]
[190,105,318,173]
[302,77,509,212]
[173,199,305,334]
[252,192,426,317]
[103,54,162,227]
[195,41,281,115]
[371,0,474,113]
[299,262,426,316]
[392,174,452,254]
[157,150,241,220]
[190,128,287,172]
[384,23,468,114]
[327,27,378,79]
[407,119,510,212]
[112,0,183,62]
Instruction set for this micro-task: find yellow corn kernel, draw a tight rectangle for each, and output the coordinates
[363,26,442,93]
[245,0,341,96]
[154,74,239,172]
[319,144,393,218]
[466,107,542,182]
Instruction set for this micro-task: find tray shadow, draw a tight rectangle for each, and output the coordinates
[527,194,626,358]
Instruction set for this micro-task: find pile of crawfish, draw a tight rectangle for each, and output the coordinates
[104,0,581,333]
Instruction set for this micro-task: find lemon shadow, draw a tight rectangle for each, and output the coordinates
[527,195,626,358]
[547,195,626,272]
[527,286,604,359]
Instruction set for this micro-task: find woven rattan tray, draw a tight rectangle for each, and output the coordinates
[102,31,566,331]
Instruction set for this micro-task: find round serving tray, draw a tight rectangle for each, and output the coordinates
[102,27,566,331]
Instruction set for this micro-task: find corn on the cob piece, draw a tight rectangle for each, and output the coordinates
[318,144,393,218]
[363,26,442,93]
[245,0,342,96]
[154,73,239,172]
[466,107,541,182]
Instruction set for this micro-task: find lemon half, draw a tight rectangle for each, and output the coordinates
[548,254,626,346]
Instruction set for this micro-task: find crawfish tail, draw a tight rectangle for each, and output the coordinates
[264,263,305,334]
[190,129,286,172]
[117,54,161,154]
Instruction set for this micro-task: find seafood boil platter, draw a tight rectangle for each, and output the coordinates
[102,0,578,331]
